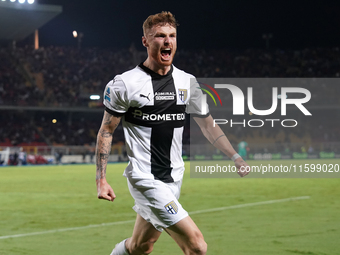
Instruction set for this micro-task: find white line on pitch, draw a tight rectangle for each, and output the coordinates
[189,196,310,215]
[0,196,310,240]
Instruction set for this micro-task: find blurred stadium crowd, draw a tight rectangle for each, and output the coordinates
[0,46,339,152]
[2,46,340,106]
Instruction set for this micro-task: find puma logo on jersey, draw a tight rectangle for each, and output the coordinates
[140,93,150,101]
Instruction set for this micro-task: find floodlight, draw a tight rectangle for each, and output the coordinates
[73,31,78,38]
[90,95,100,100]
[27,0,34,3]
[18,0,25,3]
[10,0,16,2]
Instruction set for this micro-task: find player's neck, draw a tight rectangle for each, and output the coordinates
[143,59,171,76]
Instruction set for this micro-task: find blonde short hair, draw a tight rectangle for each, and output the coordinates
[143,11,179,35]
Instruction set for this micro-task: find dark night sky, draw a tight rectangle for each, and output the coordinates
[36,0,340,50]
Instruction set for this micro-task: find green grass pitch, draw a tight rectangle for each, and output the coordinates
[0,159,339,255]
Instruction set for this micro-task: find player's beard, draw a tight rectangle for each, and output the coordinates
[150,47,176,67]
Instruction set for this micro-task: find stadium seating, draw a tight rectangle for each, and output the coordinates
[0,46,339,148]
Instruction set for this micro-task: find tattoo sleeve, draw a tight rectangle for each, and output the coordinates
[96,112,121,180]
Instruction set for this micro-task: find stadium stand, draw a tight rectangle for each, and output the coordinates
[2,46,340,107]
[1,46,339,163]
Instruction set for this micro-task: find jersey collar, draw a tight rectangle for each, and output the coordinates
[138,63,174,79]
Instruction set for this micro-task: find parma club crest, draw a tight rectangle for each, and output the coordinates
[164,200,178,214]
[178,89,187,103]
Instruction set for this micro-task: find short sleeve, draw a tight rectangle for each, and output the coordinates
[186,78,210,117]
[103,76,129,116]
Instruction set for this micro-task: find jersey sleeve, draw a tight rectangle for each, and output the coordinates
[186,78,210,117]
[103,76,129,116]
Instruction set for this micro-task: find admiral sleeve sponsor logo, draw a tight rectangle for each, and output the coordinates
[164,200,178,214]
[104,87,111,102]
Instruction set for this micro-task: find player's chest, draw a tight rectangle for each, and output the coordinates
[124,75,188,127]
[130,75,189,108]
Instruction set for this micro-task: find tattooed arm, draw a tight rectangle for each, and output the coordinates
[96,110,122,201]
[194,115,250,177]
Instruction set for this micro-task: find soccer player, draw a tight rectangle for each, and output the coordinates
[96,11,250,255]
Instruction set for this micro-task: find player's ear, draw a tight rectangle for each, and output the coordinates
[142,36,148,47]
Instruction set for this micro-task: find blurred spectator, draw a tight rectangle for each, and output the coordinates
[55,150,63,165]
[9,151,18,165]
[18,147,27,165]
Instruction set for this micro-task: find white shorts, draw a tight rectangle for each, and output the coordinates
[127,178,189,232]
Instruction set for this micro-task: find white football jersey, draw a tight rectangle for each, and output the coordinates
[103,64,208,183]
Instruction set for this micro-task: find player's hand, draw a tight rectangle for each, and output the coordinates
[96,179,116,201]
[234,158,250,177]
